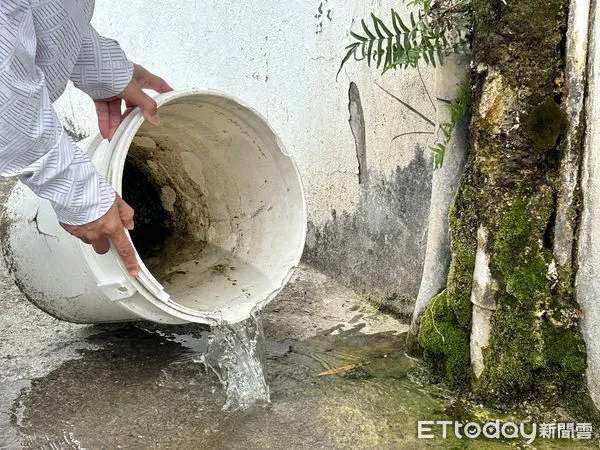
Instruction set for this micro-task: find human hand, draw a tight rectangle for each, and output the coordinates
[60,195,139,277]
[94,64,173,140]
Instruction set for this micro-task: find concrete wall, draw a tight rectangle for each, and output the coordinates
[576,0,600,410]
[55,0,440,309]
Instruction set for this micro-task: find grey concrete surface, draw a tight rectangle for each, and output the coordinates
[0,182,424,450]
[577,0,600,412]
[410,54,470,336]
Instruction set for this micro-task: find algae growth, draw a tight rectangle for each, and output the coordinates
[418,0,591,416]
[527,97,569,151]
[418,174,478,391]
[474,194,585,405]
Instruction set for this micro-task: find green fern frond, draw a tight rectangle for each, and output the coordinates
[375,82,436,127]
[429,79,471,169]
[338,9,445,77]
[337,1,471,78]
[339,2,472,171]
[377,78,470,170]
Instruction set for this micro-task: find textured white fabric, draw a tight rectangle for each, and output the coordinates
[0,0,134,225]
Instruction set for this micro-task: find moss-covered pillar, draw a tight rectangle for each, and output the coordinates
[417,0,588,405]
[409,54,470,344]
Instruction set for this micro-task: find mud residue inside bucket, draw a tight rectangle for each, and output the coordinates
[121,131,275,315]
[122,137,209,284]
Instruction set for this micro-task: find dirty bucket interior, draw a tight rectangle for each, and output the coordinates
[120,95,305,320]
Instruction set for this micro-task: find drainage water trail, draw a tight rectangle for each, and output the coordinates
[194,312,270,411]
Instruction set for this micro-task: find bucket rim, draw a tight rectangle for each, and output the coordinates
[83,88,308,324]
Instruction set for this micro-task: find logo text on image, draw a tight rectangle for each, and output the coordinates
[417,421,593,443]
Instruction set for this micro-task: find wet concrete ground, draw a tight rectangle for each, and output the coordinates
[0,248,417,449]
[2,175,600,449]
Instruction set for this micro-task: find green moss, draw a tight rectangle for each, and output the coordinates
[494,196,553,303]
[545,325,586,381]
[473,195,587,405]
[526,97,569,151]
[447,181,478,328]
[440,0,589,413]
[475,196,550,403]
[419,173,587,410]
[418,292,471,389]
[472,0,567,96]
[447,211,475,328]
[474,295,545,403]
[418,178,478,391]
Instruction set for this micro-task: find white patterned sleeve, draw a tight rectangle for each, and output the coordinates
[70,25,133,99]
[0,4,116,226]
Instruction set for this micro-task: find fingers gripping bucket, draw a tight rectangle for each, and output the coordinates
[1,90,307,325]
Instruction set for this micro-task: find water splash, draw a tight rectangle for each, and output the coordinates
[194,312,270,411]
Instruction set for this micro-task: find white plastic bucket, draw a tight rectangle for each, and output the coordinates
[1,89,307,325]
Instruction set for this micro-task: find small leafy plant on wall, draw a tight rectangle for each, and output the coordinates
[338,0,472,168]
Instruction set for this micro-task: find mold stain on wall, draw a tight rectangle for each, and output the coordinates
[315,0,333,34]
[304,150,432,320]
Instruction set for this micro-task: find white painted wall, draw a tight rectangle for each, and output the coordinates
[54,0,436,226]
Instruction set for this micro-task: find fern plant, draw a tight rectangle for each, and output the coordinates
[338,1,471,76]
[430,79,470,169]
[377,78,470,170]
[339,0,472,168]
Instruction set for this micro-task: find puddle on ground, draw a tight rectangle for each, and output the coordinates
[5,322,598,450]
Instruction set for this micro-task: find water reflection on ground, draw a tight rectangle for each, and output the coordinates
[11,326,418,449]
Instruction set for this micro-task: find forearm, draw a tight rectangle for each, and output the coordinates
[70,25,133,99]
[16,131,116,225]
[0,1,115,225]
